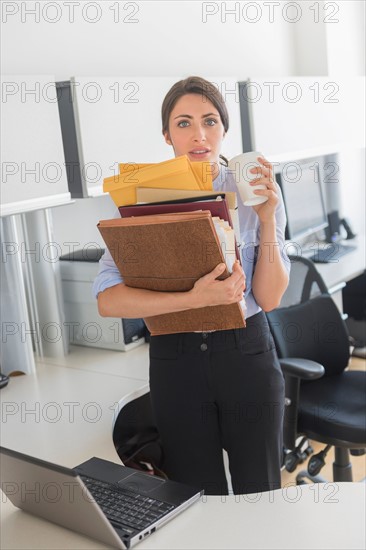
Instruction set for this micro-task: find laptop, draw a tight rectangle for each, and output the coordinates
[0,446,203,549]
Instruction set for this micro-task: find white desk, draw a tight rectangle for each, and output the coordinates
[314,235,365,292]
[289,235,365,315]
[1,483,365,550]
[0,356,149,467]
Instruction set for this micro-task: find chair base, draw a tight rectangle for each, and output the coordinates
[333,448,353,481]
[295,447,354,484]
[296,471,327,484]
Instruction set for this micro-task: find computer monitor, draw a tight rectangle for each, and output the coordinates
[275,161,328,242]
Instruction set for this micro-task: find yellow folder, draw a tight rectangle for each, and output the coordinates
[103,155,213,206]
[118,158,212,191]
[118,155,190,185]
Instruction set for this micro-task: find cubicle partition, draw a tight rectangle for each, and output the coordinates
[1,75,72,374]
[239,76,366,234]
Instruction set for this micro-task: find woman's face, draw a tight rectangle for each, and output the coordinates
[164,93,226,178]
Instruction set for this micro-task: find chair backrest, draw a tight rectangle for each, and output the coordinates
[279,254,328,307]
[112,385,163,472]
[267,294,350,376]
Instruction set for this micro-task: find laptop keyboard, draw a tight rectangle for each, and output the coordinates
[80,476,174,535]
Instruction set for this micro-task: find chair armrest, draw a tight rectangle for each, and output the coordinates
[279,358,325,380]
[280,359,324,450]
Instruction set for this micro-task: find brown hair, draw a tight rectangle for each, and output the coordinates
[161,76,229,166]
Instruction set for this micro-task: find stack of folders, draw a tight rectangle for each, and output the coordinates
[97,210,246,336]
[103,155,213,207]
[100,156,246,334]
[136,188,242,252]
[119,194,241,261]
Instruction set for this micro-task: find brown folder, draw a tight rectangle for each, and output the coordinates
[118,196,240,262]
[97,211,245,335]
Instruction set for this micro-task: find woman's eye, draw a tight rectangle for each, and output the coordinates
[177,120,190,128]
[205,118,217,126]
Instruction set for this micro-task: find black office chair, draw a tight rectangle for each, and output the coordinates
[266,255,366,483]
[0,373,10,389]
[0,364,10,389]
[112,384,167,479]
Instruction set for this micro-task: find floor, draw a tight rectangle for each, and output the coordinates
[1,344,365,488]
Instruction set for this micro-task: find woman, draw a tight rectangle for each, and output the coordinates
[94,76,290,495]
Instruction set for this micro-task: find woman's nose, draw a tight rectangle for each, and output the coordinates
[192,125,206,142]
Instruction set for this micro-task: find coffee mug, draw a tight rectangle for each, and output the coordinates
[228,151,268,206]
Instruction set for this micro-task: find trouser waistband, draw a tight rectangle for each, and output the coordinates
[150,311,272,355]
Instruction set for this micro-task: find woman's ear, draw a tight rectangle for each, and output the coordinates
[164,132,172,146]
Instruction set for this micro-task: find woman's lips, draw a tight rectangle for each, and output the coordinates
[188,149,211,159]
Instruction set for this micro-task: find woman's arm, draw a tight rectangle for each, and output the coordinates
[248,157,289,311]
[251,218,289,311]
[98,261,245,318]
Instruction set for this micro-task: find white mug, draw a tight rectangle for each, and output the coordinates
[228,151,269,206]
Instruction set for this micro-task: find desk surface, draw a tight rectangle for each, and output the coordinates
[1,482,365,550]
[316,236,365,288]
[301,235,365,291]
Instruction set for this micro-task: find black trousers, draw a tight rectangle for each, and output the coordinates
[149,311,285,496]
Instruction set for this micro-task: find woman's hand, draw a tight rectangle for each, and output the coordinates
[189,260,246,309]
[250,156,278,224]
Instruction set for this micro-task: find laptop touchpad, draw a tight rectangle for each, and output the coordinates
[118,473,165,493]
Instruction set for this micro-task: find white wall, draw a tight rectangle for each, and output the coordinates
[2,1,295,79]
[2,0,365,248]
[291,3,328,76]
[326,0,365,77]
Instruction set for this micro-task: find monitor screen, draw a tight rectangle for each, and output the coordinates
[276,162,328,242]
